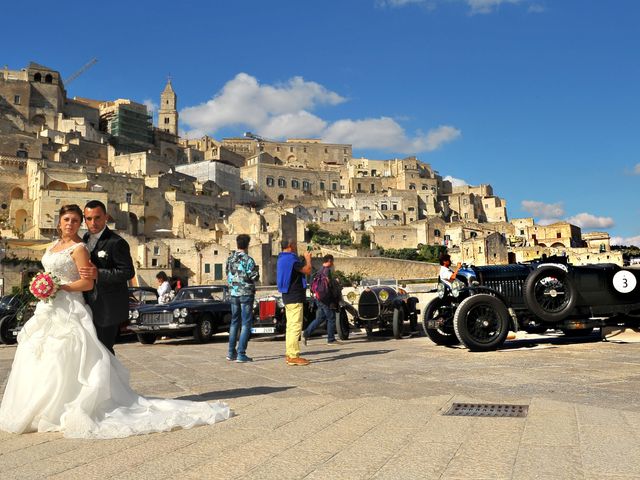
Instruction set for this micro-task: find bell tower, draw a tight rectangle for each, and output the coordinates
[158,78,178,135]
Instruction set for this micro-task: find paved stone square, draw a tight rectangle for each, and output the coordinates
[1,330,640,479]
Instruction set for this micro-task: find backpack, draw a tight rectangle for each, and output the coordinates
[310,269,331,303]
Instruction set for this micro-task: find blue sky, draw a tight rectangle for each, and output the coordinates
[3,0,639,245]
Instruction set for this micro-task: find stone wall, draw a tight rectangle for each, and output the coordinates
[331,257,439,280]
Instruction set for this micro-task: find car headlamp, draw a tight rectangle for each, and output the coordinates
[180,308,188,318]
[378,290,389,302]
[132,310,140,319]
[436,283,446,299]
[346,291,358,303]
[173,309,181,319]
[451,279,464,298]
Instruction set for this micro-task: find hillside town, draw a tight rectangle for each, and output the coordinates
[0,62,621,293]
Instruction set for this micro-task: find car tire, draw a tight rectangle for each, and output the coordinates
[561,327,594,337]
[137,333,157,345]
[453,294,510,352]
[194,314,215,343]
[422,298,460,346]
[0,315,17,345]
[523,266,577,322]
[392,307,405,339]
[336,309,350,340]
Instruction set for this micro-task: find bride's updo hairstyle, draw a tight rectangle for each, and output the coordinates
[57,204,84,237]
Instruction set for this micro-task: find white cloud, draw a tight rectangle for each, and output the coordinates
[522,201,615,230]
[633,163,640,175]
[377,0,528,14]
[443,175,468,187]
[611,235,640,247]
[180,73,461,154]
[527,3,546,13]
[181,73,345,138]
[521,200,565,219]
[323,118,460,153]
[566,213,615,230]
[143,99,158,114]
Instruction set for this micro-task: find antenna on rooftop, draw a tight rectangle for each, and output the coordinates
[65,58,98,85]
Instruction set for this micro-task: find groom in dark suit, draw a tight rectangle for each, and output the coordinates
[79,200,135,355]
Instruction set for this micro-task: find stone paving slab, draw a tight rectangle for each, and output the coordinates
[1,330,640,479]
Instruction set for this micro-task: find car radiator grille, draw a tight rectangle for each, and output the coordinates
[141,312,174,325]
[483,280,524,301]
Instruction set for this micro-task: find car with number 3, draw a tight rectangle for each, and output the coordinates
[423,256,640,351]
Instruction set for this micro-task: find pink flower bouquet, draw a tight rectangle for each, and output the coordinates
[29,272,60,302]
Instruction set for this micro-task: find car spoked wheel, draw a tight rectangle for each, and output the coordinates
[336,309,350,340]
[392,307,405,339]
[453,294,510,351]
[194,314,214,343]
[523,266,576,322]
[422,298,459,346]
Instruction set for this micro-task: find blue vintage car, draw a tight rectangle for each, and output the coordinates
[129,285,232,344]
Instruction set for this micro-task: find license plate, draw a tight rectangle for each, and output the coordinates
[427,320,441,329]
[251,327,275,334]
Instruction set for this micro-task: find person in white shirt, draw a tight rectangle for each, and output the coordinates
[439,253,462,288]
[156,271,172,303]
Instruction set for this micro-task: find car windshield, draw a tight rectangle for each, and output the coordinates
[173,287,225,302]
[129,289,159,304]
[360,278,397,287]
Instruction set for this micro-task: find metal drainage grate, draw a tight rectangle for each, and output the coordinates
[444,403,528,418]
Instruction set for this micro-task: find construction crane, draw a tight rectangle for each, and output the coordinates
[64,58,98,85]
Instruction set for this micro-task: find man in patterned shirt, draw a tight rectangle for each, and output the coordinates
[226,234,260,363]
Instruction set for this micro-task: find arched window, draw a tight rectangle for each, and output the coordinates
[266,176,274,187]
[409,183,416,190]
[34,72,42,82]
[291,179,300,189]
[380,204,388,211]
[393,215,400,221]
[434,229,441,237]
[470,231,478,238]
[44,74,53,84]
[422,184,429,191]
[278,177,286,187]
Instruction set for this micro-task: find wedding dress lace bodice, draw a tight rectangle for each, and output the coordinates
[41,242,86,285]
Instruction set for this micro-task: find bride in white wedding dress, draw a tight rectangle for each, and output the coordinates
[0,205,231,439]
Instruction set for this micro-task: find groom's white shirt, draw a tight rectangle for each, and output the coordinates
[87,227,106,252]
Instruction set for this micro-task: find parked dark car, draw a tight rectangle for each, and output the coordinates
[0,292,35,344]
[128,285,232,344]
[339,279,420,339]
[423,257,640,351]
[251,294,317,335]
[121,286,159,338]
[0,298,38,345]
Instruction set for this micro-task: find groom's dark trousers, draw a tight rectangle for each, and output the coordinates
[83,227,135,355]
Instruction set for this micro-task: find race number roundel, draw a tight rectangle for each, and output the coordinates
[612,271,637,293]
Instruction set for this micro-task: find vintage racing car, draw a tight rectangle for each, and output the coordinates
[423,257,640,351]
[339,279,420,339]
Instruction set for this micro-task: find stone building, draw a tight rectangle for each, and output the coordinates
[223,137,351,169]
[240,153,340,204]
[158,80,178,136]
[510,218,584,248]
[180,136,245,168]
[99,99,153,153]
[450,232,509,266]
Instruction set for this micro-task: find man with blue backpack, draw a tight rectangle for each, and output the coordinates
[303,254,343,345]
[226,234,260,363]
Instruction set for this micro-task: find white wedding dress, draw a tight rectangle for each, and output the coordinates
[0,242,231,439]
